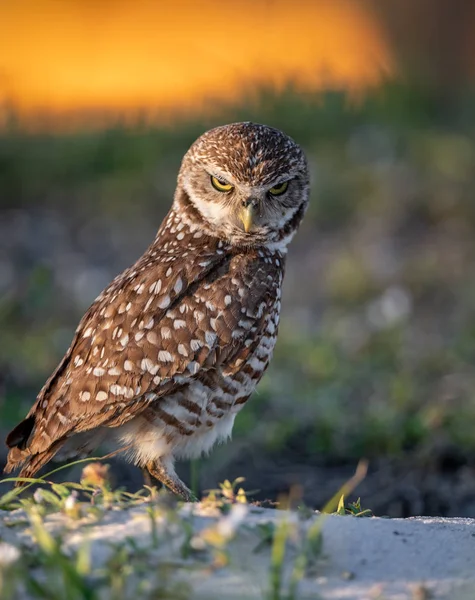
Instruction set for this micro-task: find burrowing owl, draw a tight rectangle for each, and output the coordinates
[5,122,309,500]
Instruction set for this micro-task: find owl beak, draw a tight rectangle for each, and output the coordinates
[239,203,255,233]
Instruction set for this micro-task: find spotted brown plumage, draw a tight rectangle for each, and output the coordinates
[5,122,310,500]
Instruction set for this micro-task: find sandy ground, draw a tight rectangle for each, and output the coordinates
[1,503,475,599]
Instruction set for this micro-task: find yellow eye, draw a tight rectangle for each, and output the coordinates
[269,181,289,196]
[211,175,233,192]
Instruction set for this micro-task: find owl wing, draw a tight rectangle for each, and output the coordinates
[6,240,275,460]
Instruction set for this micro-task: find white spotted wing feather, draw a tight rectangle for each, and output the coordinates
[6,223,282,469]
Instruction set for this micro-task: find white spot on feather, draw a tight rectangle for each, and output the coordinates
[146,331,159,345]
[158,295,171,309]
[158,350,174,363]
[194,310,204,323]
[190,339,202,351]
[178,344,188,356]
[174,278,183,294]
[205,331,217,346]
[141,358,159,374]
[187,361,200,374]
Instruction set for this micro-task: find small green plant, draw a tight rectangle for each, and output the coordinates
[0,460,371,600]
[321,460,369,514]
[335,495,373,517]
[268,517,292,600]
[0,457,198,599]
[21,504,97,600]
[262,460,369,599]
[201,477,251,512]
[264,510,324,600]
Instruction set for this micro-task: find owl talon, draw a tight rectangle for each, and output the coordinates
[145,461,196,502]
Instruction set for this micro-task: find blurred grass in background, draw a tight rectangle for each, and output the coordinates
[3,82,475,516]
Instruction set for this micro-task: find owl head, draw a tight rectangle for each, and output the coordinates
[175,122,309,250]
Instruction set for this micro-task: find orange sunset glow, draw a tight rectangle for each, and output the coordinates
[0,0,394,126]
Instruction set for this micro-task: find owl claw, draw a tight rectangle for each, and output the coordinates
[144,460,196,502]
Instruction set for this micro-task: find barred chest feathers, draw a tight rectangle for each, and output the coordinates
[117,248,285,465]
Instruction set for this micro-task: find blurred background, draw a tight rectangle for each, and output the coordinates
[2,0,475,517]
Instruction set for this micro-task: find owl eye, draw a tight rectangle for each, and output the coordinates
[211,175,234,192]
[268,181,289,196]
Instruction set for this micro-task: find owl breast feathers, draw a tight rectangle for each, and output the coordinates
[5,122,309,500]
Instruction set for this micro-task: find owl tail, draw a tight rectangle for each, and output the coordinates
[4,415,36,481]
[5,415,36,450]
[4,415,64,487]
[4,445,65,487]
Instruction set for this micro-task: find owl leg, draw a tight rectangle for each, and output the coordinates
[144,460,196,502]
